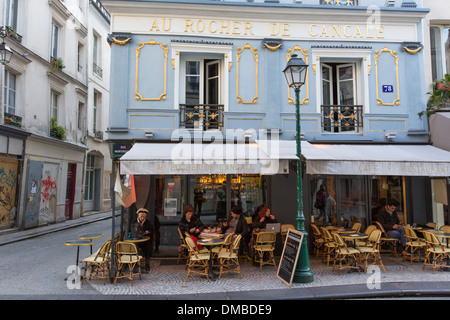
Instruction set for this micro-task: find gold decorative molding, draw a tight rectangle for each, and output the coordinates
[236,44,258,104]
[374,47,400,106]
[135,39,168,101]
[171,58,175,69]
[403,46,422,55]
[287,46,309,105]
[312,64,317,75]
[264,43,282,51]
[228,61,232,72]
[112,37,131,45]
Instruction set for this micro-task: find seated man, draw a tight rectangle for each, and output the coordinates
[131,208,153,271]
[218,205,249,256]
[377,199,406,249]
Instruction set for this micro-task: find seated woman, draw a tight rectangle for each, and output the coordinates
[179,204,205,239]
[252,206,277,231]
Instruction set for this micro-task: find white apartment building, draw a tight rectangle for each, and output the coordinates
[0,0,111,232]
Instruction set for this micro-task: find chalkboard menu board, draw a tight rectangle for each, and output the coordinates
[277,229,304,288]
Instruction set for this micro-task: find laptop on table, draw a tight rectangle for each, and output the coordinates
[265,223,281,233]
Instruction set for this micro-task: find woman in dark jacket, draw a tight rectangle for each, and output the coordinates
[179,205,205,238]
[252,206,277,230]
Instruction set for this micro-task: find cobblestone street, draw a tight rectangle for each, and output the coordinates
[1,216,450,298]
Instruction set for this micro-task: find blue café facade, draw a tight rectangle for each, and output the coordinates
[103,0,450,247]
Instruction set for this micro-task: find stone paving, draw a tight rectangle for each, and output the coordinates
[89,254,450,296]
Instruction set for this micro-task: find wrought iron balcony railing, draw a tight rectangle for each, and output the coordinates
[180,104,224,131]
[321,105,363,133]
[93,63,103,78]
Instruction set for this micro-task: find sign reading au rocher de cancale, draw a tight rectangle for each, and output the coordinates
[113,16,417,43]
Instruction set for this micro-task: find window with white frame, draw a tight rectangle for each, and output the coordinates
[93,32,102,77]
[50,90,59,120]
[430,26,450,81]
[3,70,16,115]
[312,47,371,134]
[51,21,59,60]
[93,90,101,132]
[5,0,18,31]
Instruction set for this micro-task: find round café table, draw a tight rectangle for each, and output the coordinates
[78,233,104,254]
[339,233,369,247]
[198,238,225,281]
[64,239,92,281]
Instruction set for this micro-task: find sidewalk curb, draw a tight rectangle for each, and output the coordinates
[0,211,116,247]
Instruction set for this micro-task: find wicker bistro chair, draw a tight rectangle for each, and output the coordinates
[81,238,112,285]
[355,225,377,247]
[320,227,336,266]
[185,235,211,282]
[402,225,426,263]
[281,224,296,245]
[439,225,450,234]
[310,224,325,257]
[114,242,143,286]
[212,233,234,260]
[356,229,386,273]
[177,228,189,265]
[218,234,243,279]
[352,221,362,233]
[374,221,398,256]
[332,233,361,275]
[422,231,450,274]
[253,231,277,271]
[425,222,437,229]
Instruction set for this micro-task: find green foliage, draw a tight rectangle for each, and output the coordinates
[419,74,450,118]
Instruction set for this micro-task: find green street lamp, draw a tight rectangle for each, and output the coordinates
[283,54,314,283]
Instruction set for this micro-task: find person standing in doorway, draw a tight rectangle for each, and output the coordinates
[314,184,328,224]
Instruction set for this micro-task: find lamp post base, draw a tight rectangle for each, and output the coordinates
[293,238,314,283]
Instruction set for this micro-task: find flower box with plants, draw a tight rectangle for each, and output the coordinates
[50,57,65,72]
[50,117,66,140]
[419,74,450,118]
[3,113,22,127]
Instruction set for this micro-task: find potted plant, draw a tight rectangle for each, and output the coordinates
[419,74,450,118]
[54,125,66,140]
[4,112,22,127]
[50,57,65,72]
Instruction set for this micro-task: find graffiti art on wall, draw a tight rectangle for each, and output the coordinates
[0,158,19,227]
[39,164,58,225]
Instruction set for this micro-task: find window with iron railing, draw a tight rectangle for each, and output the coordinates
[321,105,363,133]
[320,0,357,5]
[180,104,224,131]
[93,63,103,77]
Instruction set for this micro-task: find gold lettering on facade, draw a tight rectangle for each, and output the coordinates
[220,20,229,34]
[232,21,241,35]
[377,25,384,38]
[309,24,318,37]
[208,20,217,33]
[147,18,388,39]
[271,23,290,36]
[331,25,341,37]
[184,19,193,32]
[245,22,254,35]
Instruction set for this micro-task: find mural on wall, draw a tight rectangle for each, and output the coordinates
[39,163,58,225]
[0,158,19,228]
